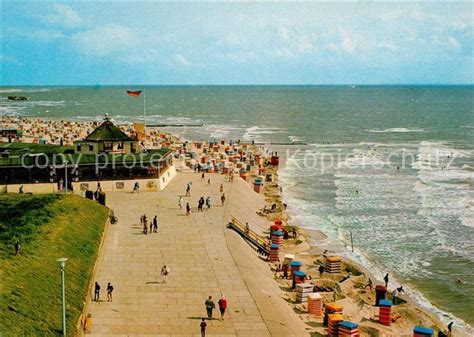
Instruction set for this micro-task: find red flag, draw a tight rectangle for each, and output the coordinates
[126,90,142,97]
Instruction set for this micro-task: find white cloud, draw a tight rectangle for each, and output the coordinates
[277,26,290,42]
[296,35,314,53]
[216,50,257,63]
[379,41,399,53]
[173,53,191,66]
[33,30,65,41]
[72,25,136,57]
[217,34,244,47]
[339,29,355,53]
[119,48,161,64]
[0,54,19,64]
[447,36,461,50]
[271,48,293,59]
[7,28,65,42]
[44,4,82,28]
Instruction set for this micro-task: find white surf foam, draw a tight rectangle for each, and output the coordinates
[242,126,286,141]
[367,127,426,133]
[278,140,474,334]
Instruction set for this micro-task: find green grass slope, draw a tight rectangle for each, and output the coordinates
[0,194,109,336]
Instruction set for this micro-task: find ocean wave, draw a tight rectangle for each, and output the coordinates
[0,106,23,115]
[0,89,23,93]
[2,100,65,108]
[278,141,474,334]
[308,143,360,147]
[0,88,53,93]
[367,127,426,133]
[242,126,286,141]
[203,124,245,139]
[288,135,304,143]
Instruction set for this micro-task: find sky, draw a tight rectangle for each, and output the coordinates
[1,1,473,85]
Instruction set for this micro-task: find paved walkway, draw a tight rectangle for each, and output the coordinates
[89,172,273,336]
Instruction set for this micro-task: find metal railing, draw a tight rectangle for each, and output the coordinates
[227,216,270,255]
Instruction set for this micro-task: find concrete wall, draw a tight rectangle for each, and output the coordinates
[0,166,176,194]
[158,165,177,190]
[4,183,58,194]
[71,165,177,193]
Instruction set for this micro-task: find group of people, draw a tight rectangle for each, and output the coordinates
[204,294,227,320]
[197,196,212,212]
[93,281,114,302]
[180,177,228,216]
[140,214,158,234]
[199,295,228,336]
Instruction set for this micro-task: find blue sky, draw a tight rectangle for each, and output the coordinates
[1,1,473,85]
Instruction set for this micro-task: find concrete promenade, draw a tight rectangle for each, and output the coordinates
[88,172,309,337]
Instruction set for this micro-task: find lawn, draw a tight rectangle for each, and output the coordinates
[0,194,109,335]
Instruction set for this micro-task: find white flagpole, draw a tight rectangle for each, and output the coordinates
[143,89,147,139]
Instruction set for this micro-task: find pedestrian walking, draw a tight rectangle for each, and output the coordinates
[178,196,183,210]
[282,263,289,279]
[447,321,454,337]
[161,265,170,283]
[107,282,114,302]
[219,184,224,193]
[204,296,215,319]
[14,240,21,256]
[218,295,227,321]
[133,181,140,193]
[143,215,148,235]
[149,219,153,234]
[207,178,211,185]
[319,264,324,277]
[220,193,226,206]
[384,273,389,288]
[153,215,158,233]
[201,172,205,181]
[206,196,211,209]
[200,318,207,337]
[186,184,191,197]
[198,197,204,212]
[186,203,191,215]
[94,282,100,302]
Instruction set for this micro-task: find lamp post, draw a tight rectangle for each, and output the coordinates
[64,160,68,193]
[56,258,68,336]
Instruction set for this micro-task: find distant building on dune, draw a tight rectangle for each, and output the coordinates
[74,117,138,155]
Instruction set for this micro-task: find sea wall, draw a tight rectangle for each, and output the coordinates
[0,166,177,194]
[2,182,58,194]
[71,165,177,193]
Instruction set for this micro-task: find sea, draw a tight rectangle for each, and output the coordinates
[1,85,473,332]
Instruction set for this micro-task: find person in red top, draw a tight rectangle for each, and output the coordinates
[218,294,228,321]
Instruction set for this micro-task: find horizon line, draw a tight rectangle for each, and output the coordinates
[2,83,473,87]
